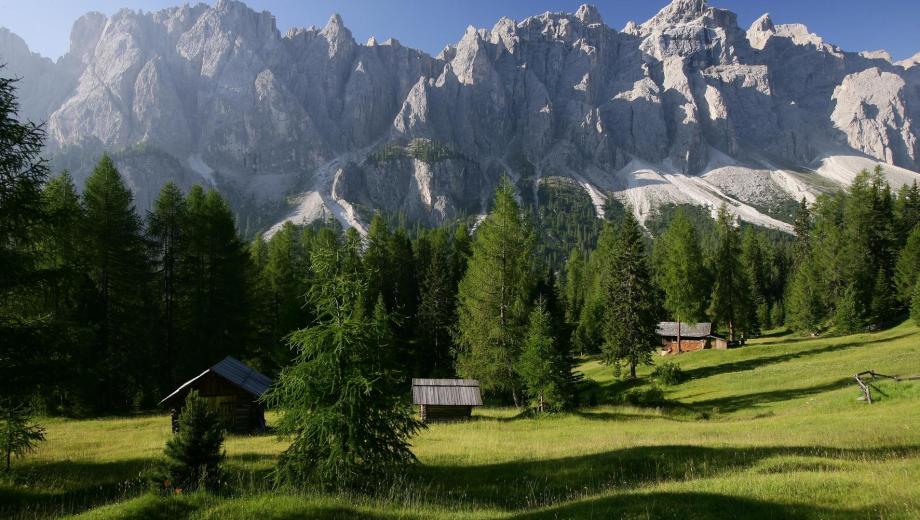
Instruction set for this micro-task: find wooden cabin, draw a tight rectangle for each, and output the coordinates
[411,379,483,423]
[159,356,271,433]
[657,322,728,354]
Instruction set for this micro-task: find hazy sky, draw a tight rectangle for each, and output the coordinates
[2,0,919,61]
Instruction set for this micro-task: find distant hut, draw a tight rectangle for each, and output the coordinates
[160,356,271,433]
[411,379,483,423]
[657,322,728,354]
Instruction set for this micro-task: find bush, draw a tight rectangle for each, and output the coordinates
[160,390,224,492]
[652,361,685,386]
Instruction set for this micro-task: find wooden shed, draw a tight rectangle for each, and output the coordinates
[657,322,728,354]
[411,379,483,423]
[159,356,271,433]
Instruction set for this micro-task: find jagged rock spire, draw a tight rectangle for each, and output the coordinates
[575,4,603,25]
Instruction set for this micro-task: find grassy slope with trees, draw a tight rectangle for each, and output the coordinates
[0,322,918,519]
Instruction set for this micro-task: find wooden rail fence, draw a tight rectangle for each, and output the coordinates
[853,370,920,404]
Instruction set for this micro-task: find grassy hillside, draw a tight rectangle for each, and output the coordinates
[3,322,920,519]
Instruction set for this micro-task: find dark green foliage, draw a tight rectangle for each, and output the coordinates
[573,223,617,355]
[416,227,461,376]
[148,183,187,389]
[180,187,254,377]
[79,155,154,411]
[894,224,920,304]
[533,177,604,270]
[652,362,684,386]
[517,299,567,412]
[600,213,660,379]
[456,178,536,404]
[407,138,457,163]
[911,278,920,326]
[834,286,863,335]
[895,181,920,245]
[869,267,896,328]
[792,197,812,267]
[162,390,224,491]
[264,234,422,490]
[1,399,45,472]
[653,208,709,330]
[787,256,824,335]
[707,205,752,341]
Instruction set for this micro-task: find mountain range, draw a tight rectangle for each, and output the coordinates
[3,0,920,234]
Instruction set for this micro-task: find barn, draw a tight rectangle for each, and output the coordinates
[411,379,483,423]
[159,356,272,433]
[657,322,729,354]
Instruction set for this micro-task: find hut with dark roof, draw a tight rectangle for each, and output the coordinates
[656,322,728,354]
[160,356,272,433]
[411,379,483,423]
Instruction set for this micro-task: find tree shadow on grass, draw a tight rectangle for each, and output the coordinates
[411,444,920,512]
[687,378,854,413]
[0,457,156,519]
[509,490,873,519]
[681,333,912,382]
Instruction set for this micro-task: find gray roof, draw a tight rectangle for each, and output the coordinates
[412,379,483,406]
[159,356,272,406]
[656,322,713,338]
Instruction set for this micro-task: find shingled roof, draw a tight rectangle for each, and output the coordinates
[412,379,483,406]
[159,356,272,406]
[656,322,713,338]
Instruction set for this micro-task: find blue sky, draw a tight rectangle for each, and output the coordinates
[2,0,919,61]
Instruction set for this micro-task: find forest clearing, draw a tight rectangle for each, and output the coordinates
[3,322,919,519]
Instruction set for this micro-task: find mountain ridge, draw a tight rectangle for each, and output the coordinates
[2,0,920,234]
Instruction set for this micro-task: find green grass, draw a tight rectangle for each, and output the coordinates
[3,322,920,518]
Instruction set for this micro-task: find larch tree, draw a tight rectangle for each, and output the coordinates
[653,208,708,352]
[707,205,750,342]
[263,232,422,490]
[456,178,535,405]
[81,154,153,411]
[148,182,187,388]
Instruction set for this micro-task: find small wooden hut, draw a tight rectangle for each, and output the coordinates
[657,322,728,354]
[159,356,271,433]
[411,379,482,423]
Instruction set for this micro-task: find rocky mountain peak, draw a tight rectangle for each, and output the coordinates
[747,13,774,50]
[575,4,603,25]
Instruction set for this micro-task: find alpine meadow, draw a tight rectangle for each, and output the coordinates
[3,0,920,518]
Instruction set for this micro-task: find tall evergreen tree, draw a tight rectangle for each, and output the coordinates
[0,73,51,417]
[792,197,812,266]
[787,255,824,335]
[894,223,920,304]
[81,155,152,411]
[180,187,253,376]
[653,208,708,352]
[148,183,187,388]
[456,179,535,404]
[707,205,751,341]
[600,212,659,379]
[517,298,570,412]
[264,233,422,489]
[574,223,617,354]
[416,228,457,376]
[895,181,920,245]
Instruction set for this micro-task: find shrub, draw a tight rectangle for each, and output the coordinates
[652,361,685,386]
[161,390,224,492]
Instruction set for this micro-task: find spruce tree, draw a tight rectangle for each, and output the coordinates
[600,212,659,379]
[517,299,568,412]
[0,73,52,420]
[563,248,587,324]
[163,390,224,491]
[574,223,617,354]
[456,179,535,404]
[1,399,45,472]
[707,205,751,341]
[869,267,895,328]
[264,233,422,489]
[895,181,920,245]
[653,208,708,352]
